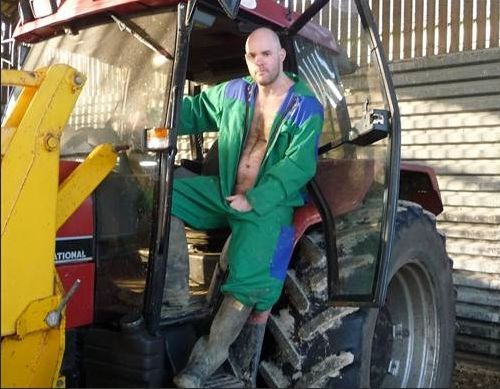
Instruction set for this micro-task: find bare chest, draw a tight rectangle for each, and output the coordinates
[249,97,284,140]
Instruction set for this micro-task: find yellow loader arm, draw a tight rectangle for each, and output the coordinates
[1,64,117,388]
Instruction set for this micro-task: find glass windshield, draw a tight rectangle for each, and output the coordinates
[294,0,390,299]
[13,9,178,321]
[20,11,177,153]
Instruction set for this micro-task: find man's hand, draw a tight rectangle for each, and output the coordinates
[226,194,253,212]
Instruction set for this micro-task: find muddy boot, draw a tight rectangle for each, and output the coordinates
[163,216,190,307]
[229,310,270,387]
[173,295,253,388]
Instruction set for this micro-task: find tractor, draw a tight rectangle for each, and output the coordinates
[1,0,455,387]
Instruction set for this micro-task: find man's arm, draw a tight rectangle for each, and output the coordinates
[245,108,323,215]
[178,82,226,135]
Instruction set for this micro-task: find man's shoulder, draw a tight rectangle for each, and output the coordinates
[222,76,254,101]
[289,84,324,125]
[225,76,253,88]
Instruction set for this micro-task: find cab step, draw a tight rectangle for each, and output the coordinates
[204,373,245,388]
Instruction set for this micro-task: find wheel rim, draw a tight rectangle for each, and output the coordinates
[371,262,440,387]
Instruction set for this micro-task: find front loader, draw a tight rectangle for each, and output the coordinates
[1,0,455,387]
[0,65,117,387]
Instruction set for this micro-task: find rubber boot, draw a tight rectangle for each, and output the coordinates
[163,216,190,307]
[229,310,270,387]
[173,295,253,388]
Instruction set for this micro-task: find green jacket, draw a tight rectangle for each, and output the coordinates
[179,73,324,216]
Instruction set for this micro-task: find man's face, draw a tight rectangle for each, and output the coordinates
[245,33,285,86]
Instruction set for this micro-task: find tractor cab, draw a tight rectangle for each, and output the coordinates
[5,0,409,387]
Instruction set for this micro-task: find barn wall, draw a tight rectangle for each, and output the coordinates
[391,47,500,358]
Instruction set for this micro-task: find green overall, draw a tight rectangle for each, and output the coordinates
[173,74,323,311]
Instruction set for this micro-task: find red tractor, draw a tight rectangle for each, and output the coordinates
[5,0,455,387]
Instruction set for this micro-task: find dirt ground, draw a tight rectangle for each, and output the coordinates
[452,357,500,389]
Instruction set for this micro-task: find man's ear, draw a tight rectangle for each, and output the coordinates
[279,48,286,62]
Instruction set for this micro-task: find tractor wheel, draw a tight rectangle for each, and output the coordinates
[259,201,455,388]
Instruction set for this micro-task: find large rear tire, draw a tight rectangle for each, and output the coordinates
[259,201,455,388]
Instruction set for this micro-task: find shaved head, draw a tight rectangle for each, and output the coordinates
[244,27,286,87]
[245,27,282,53]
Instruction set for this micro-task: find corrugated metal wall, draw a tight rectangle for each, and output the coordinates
[390,47,500,359]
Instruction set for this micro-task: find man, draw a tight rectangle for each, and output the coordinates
[167,27,324,387]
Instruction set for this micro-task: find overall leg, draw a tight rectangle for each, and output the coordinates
[174,208,295,387]
[164,176,230,306]
[174,295,253,388]
[222,207,294,311]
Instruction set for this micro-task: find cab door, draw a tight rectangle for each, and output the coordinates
[290,0,400,305]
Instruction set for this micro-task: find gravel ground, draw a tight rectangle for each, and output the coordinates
[452,358,500,389]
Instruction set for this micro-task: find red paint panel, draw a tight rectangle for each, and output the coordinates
[293,204,321,247]
[314,159,375,216]
[15,0,336,51]
[57,262,95,328]
[57,160,93,237]
[293,159,375,246]
[400,162,443,216]
[400,162,442,199]
[14,0,179,41]
[56,161,95,328]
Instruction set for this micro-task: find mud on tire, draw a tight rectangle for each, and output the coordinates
[258,201,455,388]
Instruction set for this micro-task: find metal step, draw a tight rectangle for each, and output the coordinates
[160,296,211,325]
[188,252,219,286]
[203,373,244,388]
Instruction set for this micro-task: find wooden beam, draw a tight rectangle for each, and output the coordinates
[450,0,461,52]
[426,0,436,55]
[382,0,391,57]
[463,0,473,50]
[438,0,448,54]
[490,0,499,48]
[331,0,339,41]
[414,0,424,57]
[350,1,359,64]
[340,1,349,50]
[476,0,487,49]
[372,0,380,31]
[403,0,413,58]
[393,0,402,60]
[359,1,368,66]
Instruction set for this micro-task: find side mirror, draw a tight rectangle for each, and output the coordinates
[217,0,241,19]
[349,109,390,146]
